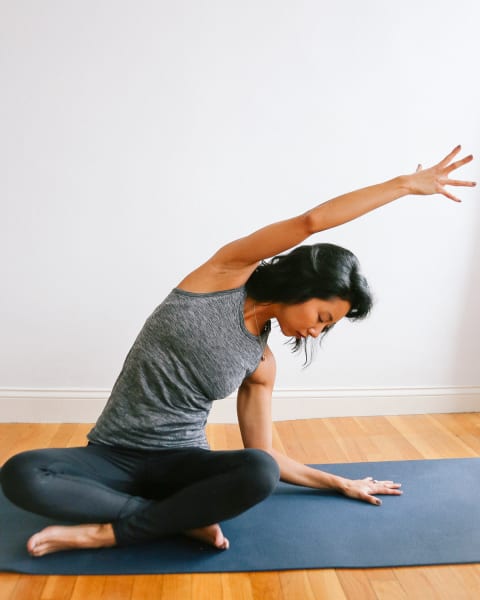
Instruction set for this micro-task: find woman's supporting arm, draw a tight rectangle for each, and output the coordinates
[236,349,402,506]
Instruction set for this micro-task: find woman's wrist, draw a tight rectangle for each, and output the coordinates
[395,174,415,195]
[331,475,349,494]
[311,470,349,493]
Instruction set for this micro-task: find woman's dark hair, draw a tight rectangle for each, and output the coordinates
[245,243,373,364]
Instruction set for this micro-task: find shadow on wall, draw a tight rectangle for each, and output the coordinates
[452,203,480,390]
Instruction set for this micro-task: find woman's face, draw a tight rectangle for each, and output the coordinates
[274,297,351,339]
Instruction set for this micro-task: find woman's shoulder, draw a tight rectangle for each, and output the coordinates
[175,259,259,294]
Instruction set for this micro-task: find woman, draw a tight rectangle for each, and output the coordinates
[1,145,475,557]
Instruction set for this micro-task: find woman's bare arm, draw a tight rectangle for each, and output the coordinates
[214,146,474,268]
[179,146,474,291]
[237,349,402,506]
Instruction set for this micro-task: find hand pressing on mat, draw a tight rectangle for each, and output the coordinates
[340,476,403,506]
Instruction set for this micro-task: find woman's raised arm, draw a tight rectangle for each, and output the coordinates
[211,146,475,271]
[179,146,474,291]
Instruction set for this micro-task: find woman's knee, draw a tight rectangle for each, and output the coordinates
[1,450,50,508]
[1,452,29,501]
[241,448,280,498]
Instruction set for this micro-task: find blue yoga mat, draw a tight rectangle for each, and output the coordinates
[1,458,479,574]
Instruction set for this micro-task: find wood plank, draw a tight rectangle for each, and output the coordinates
[40,575,77,600]
[101,575,135,600]
[336,569,377,599]
[307,570,348,599]
[424,415,478,457]
[272,424,288,454]
[430,413,480,455]
[364,568,408,600]
[0,425,27,464]
[7,575,47,600]
[130,575,164,599]
[70,576,107,600]
[353,416,423,461]
[0,573,21,600]
[221,573,253,600]
[223,424,244,451]
[273,421,307,462]
[0,424,61,463]
[278,570,316,599]
[385,415,476,459]
[206,422,229,451]
[323,417,372,462]
[421,565,479,600]
[48,425,82,450]
[393,567,451,599]
[159,574,192,600]
[289,418,349,464]
[191,573,224,599]
[452,565,480,596]
[248,571,283,600]
[66,424,94,448]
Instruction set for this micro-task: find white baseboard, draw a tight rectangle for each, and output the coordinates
[0,386,479,423]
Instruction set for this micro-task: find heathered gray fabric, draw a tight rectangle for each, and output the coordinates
[87,287,270,450]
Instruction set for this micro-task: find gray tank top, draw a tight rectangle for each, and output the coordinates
[87,286,270,450]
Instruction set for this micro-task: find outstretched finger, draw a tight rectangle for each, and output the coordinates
[378,481,402,489]
[377,486,403,496]
[444,154,474,175]
[373,480,403,494]
[440,188,462,202]
[438,145,462,167]
[439,178,477,187]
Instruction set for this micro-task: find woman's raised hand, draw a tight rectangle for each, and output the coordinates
[408,145,476,202]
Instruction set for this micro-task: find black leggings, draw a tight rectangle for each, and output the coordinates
[0,443,280,546]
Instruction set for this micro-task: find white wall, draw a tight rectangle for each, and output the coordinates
[1,1,479,419]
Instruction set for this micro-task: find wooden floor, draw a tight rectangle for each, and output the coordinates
[1,414,480,599]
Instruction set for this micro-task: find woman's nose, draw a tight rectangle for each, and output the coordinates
[308,325,324,338]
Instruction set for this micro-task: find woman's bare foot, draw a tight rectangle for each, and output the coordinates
[27,523,116,557]
[185,523,229,550]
